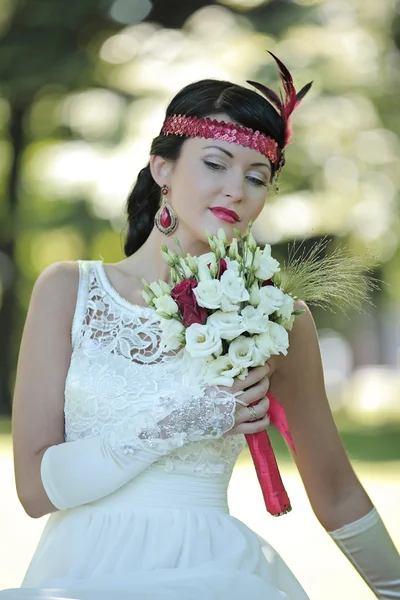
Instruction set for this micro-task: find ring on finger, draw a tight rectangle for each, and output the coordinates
[247,405,259,422]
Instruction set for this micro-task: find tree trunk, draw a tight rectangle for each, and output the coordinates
[0,104,25,416]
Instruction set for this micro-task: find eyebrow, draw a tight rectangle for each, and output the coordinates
[202,144,271,171]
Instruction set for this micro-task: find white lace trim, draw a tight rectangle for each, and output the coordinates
[64,260,246,476]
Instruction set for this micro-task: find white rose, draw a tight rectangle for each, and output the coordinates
[258,286,285,316]
[224,257,240,273]
[255,321,289,359]
[253,245,280,281]
[203,354,242,386]
[159,318,185,351]
[268,321,289,355]
[153,294,179,316]
[277,293,295,321]
[220,270,250,305]
[197,252,215,264]
[219,294,239,312]
[240,305,269,334]
[228,335,260,368]
[185,323,223,358]
[193,279,222,309]
[207,310,245,341]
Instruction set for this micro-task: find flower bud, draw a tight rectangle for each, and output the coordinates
[209,258,218,278]
[245,248,255,269]
[247,231,257,253]
[217,228,227,245]
[228,238,239,260]
[217,240,226,258]
[197,261,212,281]
[156,311,173,320]
[208,237,218,252]
[149,281,164,297]
[159,280,172,294]
[273,272,281,287]
[179,257,193,279]
[186,254,198,274]
[141,278,155,297]
[161,250,176,267]
[141,290,153,306]
[249,282,260,307]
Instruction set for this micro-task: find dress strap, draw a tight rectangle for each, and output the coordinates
[71,260,92,350]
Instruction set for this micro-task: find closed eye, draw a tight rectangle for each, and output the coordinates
[203,161,267,187]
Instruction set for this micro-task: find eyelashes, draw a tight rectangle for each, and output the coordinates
[203,160,268,188]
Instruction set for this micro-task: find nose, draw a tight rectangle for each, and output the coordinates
[223,171,244,203]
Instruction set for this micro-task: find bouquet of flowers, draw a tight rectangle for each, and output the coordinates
[142,223,378,517]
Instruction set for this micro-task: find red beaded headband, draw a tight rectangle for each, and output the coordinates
[160,52,312,174]
[161,115,280,164]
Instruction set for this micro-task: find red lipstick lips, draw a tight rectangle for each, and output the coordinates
[209,207,240,223]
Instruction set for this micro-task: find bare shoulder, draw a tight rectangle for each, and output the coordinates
[275,299,317,363]
[33,260,79,294]
[271,299,324,403]
[31,261,80,315]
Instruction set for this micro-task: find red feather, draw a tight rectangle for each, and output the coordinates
[249,51,313,147]
[246,80,282,112]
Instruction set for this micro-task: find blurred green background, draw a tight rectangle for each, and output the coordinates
[0,0,399,598]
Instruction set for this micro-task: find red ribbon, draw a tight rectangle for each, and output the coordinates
[244,392,295,517]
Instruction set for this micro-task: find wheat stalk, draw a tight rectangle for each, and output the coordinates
[278,237,382,314]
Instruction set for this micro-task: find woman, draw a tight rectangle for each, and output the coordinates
[2,53,399,599]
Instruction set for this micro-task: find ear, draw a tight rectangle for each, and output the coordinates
[149,155,173,188]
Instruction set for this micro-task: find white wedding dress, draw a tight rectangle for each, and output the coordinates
[0,260,309,600]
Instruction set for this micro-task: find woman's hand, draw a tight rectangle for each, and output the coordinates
[221,364,271,437]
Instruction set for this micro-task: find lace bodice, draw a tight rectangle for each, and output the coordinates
[65,260,245,477]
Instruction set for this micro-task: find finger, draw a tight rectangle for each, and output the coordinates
[236,413,271,434]
[235,396,269,424]
[221,363,271,395]
[240,363,271,389]
[225,413,271,437]
[240,376,270,406]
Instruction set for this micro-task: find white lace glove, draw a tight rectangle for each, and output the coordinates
[328,507,400,598]
[41,386,236,511]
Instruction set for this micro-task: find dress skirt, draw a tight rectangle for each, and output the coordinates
[0,469,309,600]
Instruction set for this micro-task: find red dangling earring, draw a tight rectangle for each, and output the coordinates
[154,185,178,235]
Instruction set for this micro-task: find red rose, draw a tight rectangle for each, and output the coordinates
[207,258,228,280]
[218,258,228,279]
[262,278,275,287]
[171,279,208,327]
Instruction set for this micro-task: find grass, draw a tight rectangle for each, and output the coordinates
[237,419,400,467]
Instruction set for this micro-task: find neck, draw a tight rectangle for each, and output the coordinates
[127,224,211,284]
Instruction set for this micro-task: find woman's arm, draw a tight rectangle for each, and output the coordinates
[269,302,400,598]
[13,262,238,518]
[270,301,372,529]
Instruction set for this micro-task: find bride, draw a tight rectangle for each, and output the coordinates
[1,53,399,599]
